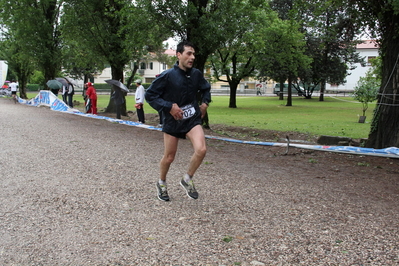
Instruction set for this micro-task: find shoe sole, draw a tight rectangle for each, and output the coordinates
[180,181,198,199]
[157,195,169,201]
[156,184,169,201]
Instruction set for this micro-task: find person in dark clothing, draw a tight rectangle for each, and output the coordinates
[82,83,88,102]
[145,40,211,202]
[67,81,74,108]
[61,84,68,104]
[112,87,124,119]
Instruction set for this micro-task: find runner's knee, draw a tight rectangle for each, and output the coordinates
[195,146,207,158]
[162,153,176,164]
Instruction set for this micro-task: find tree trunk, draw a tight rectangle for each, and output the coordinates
[286,77,292,106]
[319,79,326,101]
[229,81,239,108]
[126,64,139,89]
[18,77,28,99]
[194,53,207,73]
[13,61,31,99]
[279,79,285,100]
[366,37,399,149]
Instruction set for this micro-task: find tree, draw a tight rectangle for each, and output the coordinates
[140,0,255,73]
[0,0,63,91]
[271,0,364,100]
[302,1,363,101]
[335,0,399,148]
[141,0,263,127]
[60,39,107,87]
[210,47,256,108]
[62,0,166,115]
[0,37,35,99]
[255,17,311,106]
[353,71,379,119]
[208,7,276,108]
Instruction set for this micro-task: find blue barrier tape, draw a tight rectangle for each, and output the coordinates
[18,91,399,158]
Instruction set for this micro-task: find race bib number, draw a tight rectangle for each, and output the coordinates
[181,104,196,120]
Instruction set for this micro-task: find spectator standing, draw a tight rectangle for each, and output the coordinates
[112,87,124,119]
[86,82,97,114]
[82,83,88,102]
[61,85,68,104]
[67,81,74,108]
[134,79,145,123]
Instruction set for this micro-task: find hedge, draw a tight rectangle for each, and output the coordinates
[26,83,152,92]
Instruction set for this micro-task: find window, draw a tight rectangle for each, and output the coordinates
[367,56,376,66]
[140,62,146,69]
[149,62,153,70]
[162,63,167,70]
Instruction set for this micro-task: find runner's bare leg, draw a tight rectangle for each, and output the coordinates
[159,133,179,181]
[186,125,207,177]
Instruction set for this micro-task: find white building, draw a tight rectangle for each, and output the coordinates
[94,49,175,85]
[326,40,379,93]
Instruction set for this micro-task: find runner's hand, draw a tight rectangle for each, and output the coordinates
[199,103,208,118]
[170,103,183,120]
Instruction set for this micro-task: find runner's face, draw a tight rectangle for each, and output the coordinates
[177,46,195,71]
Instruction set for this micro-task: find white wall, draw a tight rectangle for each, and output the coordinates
[326,47,379,92]
[0,60,8,86]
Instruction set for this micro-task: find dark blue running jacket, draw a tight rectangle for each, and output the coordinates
[145,63,211,134]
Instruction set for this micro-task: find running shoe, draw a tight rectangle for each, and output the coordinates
[156,182,170,201]
[180,178,198,199]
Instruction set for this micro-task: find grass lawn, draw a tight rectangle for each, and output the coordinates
[207,96,374,139]
[26,92,374,139]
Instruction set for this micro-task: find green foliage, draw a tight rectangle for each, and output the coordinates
[140,0,259,72]
[61,0,166,114]
[26,84,43,91]
[0,37,36,98]
[0,0,63,87]
[29,71,45,85]
[209,7,283,108]
[281,0,365,99]
[353,57,380,116]
[222,236,233,243]
[254,13,311,84]
[326,0,399,148]
[353,75,379,116]
[61,0,164,82]
[93,83,112,91]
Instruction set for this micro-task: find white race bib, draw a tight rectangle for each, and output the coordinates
[181,104,196,120]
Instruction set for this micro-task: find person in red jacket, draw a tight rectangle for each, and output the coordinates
[85,82,97,114]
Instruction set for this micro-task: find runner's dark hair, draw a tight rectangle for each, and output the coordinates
[176,40,195,54]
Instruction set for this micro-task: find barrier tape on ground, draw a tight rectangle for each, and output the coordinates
[17,90,399,159]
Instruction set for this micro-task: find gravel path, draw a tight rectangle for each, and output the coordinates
[1,98,398,265]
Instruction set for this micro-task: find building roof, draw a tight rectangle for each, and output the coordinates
[164,49,176,56]
[357,40,379,49]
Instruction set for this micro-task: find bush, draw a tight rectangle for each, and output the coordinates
[94,83,112,91]
[26,84,44,91]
